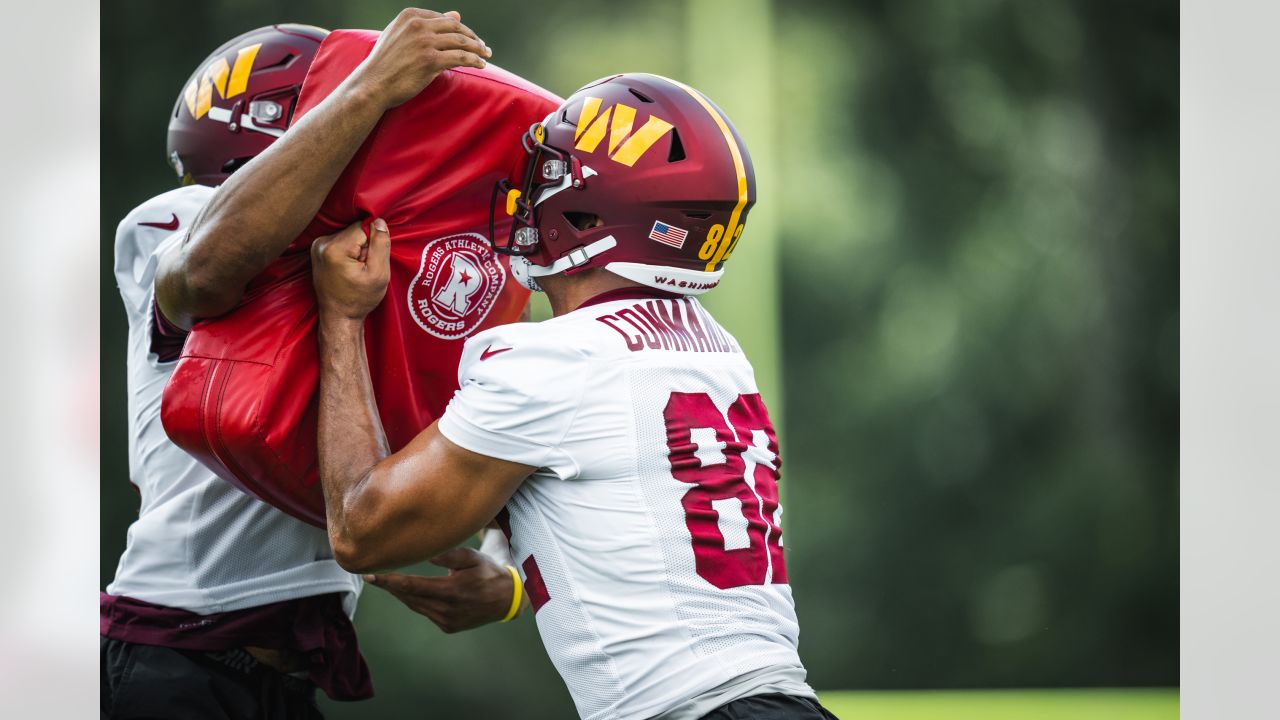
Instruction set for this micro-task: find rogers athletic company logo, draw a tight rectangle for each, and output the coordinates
[408,233,507,340]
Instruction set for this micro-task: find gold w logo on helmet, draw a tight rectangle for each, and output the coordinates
[182,43,263,120]
[573,97,673,167]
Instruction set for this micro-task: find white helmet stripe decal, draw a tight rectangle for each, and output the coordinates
[534,165,599,207]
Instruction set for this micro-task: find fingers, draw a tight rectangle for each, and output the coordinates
[418,21,489,68]
[431,32,490,59]
[365,571,450,598]
[336,221,368,261]
[366,563,508,634]
[310,221,368,263]
[424,15,484,48]
[367,9,491,107]
[429,546,484,571]
[396,7,460,22]
[436,49,487,71]
[366,218,391,272]
[393,7,449,25]
[395,10,485,49]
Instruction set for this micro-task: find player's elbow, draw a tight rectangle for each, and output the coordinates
[184,276,243,320]
[330,533,378,574]
[329,496,453,573]
[327,487,395,573]
[154,256,241,328]
[178,249,245,315]
[331,524,415,574]
[329,512,387,573]
[324,457,470,571]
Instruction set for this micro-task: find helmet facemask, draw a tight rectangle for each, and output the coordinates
[488,121,590,260]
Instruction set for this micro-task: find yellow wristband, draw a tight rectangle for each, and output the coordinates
[500,565,523,623]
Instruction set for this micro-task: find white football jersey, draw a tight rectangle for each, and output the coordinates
[439,289,814,720]
[108,185,361,616]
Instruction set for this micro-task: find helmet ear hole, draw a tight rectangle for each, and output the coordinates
[563,212,603,231]
[667,129,686,163]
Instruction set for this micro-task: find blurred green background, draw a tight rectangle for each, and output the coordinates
[101,0,1177,717]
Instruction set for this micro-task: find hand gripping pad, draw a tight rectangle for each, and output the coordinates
[161,30,561,527]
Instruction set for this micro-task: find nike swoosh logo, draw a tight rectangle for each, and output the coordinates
[139,213,180,231]
[480,345,513,361]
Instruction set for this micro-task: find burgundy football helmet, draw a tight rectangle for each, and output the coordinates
[166,24,328,187]
[490,73,756,295]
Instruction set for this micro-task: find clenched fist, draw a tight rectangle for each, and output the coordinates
[311,218,392,320]
[352,8,492,110]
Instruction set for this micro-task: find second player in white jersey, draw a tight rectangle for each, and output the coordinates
[439,289,813,720]
[109,185,362,614]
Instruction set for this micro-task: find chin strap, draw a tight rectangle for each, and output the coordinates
[510,235,620,293]
[527,235,618,277]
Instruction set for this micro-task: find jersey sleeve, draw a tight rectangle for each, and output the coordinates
[478,527,514,567]
[436,326,588,479]
[113,219,183,320]
[113,185,216,319]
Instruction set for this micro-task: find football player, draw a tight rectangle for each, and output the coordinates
[310,75,836,719]
[104,13,517,719]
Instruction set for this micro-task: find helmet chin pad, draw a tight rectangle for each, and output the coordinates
[508,255,544,292]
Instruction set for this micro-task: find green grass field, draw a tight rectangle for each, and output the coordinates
[817,689,1178,719]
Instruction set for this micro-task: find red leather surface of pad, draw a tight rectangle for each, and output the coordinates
[161,30,560,526]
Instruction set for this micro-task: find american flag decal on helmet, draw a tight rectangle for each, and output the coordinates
[648,220,689,249]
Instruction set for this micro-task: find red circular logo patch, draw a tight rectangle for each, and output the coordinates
[408,233,507,340]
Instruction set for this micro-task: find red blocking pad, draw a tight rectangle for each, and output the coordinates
[162,30,560,527]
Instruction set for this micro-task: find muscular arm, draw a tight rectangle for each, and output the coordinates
[155,81,384,329]
[155,9,491,329]
[313,221,532,573]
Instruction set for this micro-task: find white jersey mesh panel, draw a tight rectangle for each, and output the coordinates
[107,186,360,615]
[506,487,628,720]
